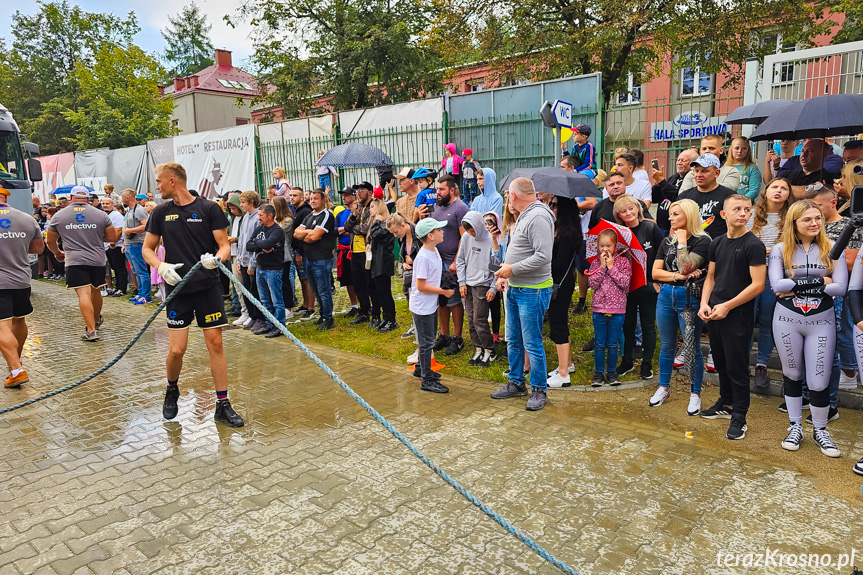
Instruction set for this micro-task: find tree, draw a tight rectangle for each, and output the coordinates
[427,0,836,103]
[161,3,215,78]
[0,0,139,154]
[833,0,863,43]
[234,0,446,117]
[64,45,176,150]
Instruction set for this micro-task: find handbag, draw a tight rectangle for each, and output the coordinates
[552,256,576,300]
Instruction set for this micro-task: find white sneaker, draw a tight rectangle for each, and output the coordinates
[705,353,716,373]
[284,309,295,321]
[100,288,108,297]
[686,393,701,416]
[407,348,419,364]
[674,351,685,369]
[242,316,254,327]
[547,363,575,377]
[649,386,669,407]
[546,371,571,388]
[233,313,250,326]
[838,371,859,390]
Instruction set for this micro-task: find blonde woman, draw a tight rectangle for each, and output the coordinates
[726,136,761,200]
[272,196,296,317]
[769,199,846,457]
[272,167,291,197]
[650,199,711,413]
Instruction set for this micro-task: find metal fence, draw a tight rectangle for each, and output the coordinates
[762,40,863,102]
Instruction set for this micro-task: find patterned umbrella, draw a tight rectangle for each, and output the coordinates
[678,281,700,382]
[315,143,394,168]
[584,219,647,292]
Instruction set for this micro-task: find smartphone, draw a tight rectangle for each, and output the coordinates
[488,262,501,274]
[851,184,863,216]
[651,159,659,170]
[484,216,498,231]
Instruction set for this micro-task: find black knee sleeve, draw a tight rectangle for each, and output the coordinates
[783,376,803,398]
[808,387,830,408]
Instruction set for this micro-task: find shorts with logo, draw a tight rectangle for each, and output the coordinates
[66,265,107,290]
[165,284,228,330]
[0,288,33,321]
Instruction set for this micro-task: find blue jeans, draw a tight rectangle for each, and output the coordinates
[657,284,704,393]
[593,313,624,373]
[125,243,151,299]
[506,286,553,392]
[306,257,334,320]
[255,268,286,329]
[751,275,777,364]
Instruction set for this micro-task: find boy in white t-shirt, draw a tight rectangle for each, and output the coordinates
[411,218,455,393]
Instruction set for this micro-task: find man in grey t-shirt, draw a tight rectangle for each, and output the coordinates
[46,186,118,341]
[121,188,151,302]
[0,187,44,388]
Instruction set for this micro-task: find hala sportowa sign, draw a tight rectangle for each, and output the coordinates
[650,112,727,143]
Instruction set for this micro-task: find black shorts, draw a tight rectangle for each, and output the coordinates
[66,265,106,290]
[0,288,33,321]
[165,284,228,330]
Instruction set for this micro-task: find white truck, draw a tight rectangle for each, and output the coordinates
[0,103,42,213]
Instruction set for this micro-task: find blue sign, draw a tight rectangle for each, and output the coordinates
[552,100,573,129]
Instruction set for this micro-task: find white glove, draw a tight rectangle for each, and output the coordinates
[158,262,184,286]
[200,253,219,269]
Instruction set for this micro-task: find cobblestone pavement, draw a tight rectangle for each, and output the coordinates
[2,281,863,575]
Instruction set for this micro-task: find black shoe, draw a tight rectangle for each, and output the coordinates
[162,386,179,420]
[640,365,653,380]
[253,321,272,335]
[618,361,635,376]
[582,338,594,352]
[420,380,449,393]
[727,417,747,440]
[214,399,244,427]
[313,316,323,325]
[804,406,839,425]
[491,381,528,399]
[633,345,643,360]
[349,314,370,325]
[433,333,451,352]
[445,336,464,355]
[344,308,359,318]
[700,400,733,419]
[606,372,620,386]
[264,328,283,338]
[525,389,548,411]
[778,398,810,413]
[378,320,399,333]
[754,365,770,389]
[573,300,587,315]
[227,306,241,317]
[591,372,604,387]
[369,316,382,329]
[317,318,335,331]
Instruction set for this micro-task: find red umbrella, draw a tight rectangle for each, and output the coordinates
[584,219,647,292]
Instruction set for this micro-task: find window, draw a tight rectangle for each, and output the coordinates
[235,118,249,125]
[681,65,711,97]
[467,79,484,92]
[616,73,641,105]
[763,33,796,85]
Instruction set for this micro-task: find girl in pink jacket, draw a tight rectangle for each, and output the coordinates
[441,143,464,177]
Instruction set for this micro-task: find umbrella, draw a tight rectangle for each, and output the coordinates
[584,219,647,292]
[49,184,94,196]
[749,94,863,141]
[677,279,701,382]
[499,167,602,199]
[315,143,393,168]
[724,99,796,125]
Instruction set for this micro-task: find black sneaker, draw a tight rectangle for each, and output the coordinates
[804,406,839,425]
[162,386,180,420]
[313,316,323,325]
[369,316,382,330]
[573,300,587,314]
[433,333,451,351]
[378,321,399,333]
[420,380,449,393]
[633,345,644,360]
[607,372,620,386]
[344,308,359,319]
[214,399,244,427]
[640,365,653,380]
[700,401,733,419]
[264,328,283,338]
[778,398,810,413]
[445,336,464,355]
[727,418,747,440]
[754,365,769,389]
[413,367,440,381]
[591,372,604,387]
[253,321,272,335]
[468,347,483,366]
[525,389,548,411]
[618,361,635,376]
[349,314,370,325]
[491,381,528,399]
[582,338,595,352]
[317,318,335,331]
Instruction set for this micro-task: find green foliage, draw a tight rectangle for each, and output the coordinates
[833,0,863,43]
[235,0,446,117]
[161,2,215,78]
[64,45,176,150]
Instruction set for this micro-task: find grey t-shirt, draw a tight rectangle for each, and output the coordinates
[124,204,149,244]
[0,203,42,289]
[47,203,112,267]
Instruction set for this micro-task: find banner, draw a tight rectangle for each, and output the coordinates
[33,152,75,203]
[146,137,174,200]
[74,146,149,196]
[651,113,728,143]
[173,124,255,199]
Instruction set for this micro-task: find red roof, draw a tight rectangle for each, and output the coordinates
[164,62,258,98]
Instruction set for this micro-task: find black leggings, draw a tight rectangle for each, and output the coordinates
[623,286,657,366]
[240,266,263,320]
[282,262,295,309]
[372,274,396,322]
[547,278,575,344]
[490,292,502,334]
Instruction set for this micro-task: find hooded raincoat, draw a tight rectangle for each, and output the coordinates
[470,167,503,218]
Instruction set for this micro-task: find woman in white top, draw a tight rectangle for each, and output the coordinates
[746,177,792,387]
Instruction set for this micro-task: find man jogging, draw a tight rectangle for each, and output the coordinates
[143,163,243,428]
[0,187,44,388]
[46,186,119,342]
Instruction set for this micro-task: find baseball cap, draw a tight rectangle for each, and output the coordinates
[690,153,721,169]
[135,193,148,200]
[415,218,447,238]
[71,186,91,198]
[574,124,592,136]
[352,181,374,192]
[0,187,9,197]
[462,148,473,156]
[393,167,416,180]
[338,186,355,195]
[373,186,384,199]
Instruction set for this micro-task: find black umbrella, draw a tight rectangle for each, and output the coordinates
[749,94,863,141]
[315,142,394,167]
[724,99,796,125]
[499,167,601,199]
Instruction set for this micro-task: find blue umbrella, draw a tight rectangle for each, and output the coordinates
[724,99,796,126]
[749,94,863,141]
[49,184,94,195]
[499,167,601,199]
[315,143,393,168]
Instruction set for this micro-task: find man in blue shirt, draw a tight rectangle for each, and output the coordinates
[335,187,359,317]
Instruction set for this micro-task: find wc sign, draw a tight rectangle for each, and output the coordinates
[552,100,573,129]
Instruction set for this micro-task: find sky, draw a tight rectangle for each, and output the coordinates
[3,0,257,68]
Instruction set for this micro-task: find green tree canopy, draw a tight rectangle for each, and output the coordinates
[161,2,215,78]
[65,45,176,150]
[235,0,446,117]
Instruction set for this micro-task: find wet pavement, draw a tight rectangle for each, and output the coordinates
[2,281,863,575]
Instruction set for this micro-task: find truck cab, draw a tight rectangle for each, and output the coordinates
[0,104,42,213]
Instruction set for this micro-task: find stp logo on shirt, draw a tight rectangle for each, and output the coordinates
[165,215,179,221]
